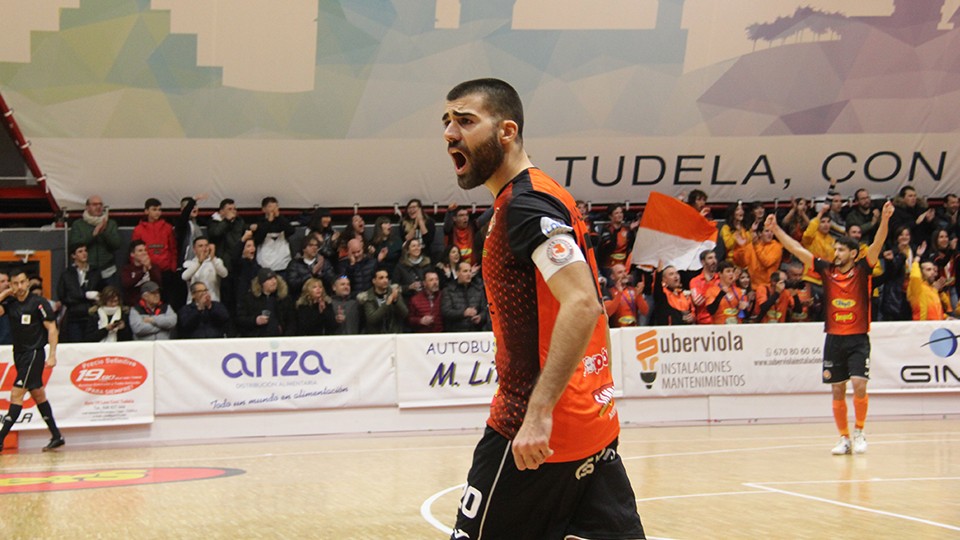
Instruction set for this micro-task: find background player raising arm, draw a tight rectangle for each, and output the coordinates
[512,259,604,470]
[766,201,894,268]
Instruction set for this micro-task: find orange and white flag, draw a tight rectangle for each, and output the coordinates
[631,192,717,271]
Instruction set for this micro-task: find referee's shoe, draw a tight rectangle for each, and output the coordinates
[42,436,65,452]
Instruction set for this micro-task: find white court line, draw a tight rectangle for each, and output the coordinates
[621,438,960,460]
[420,483,464,536]
[0,444,478,473]
[635,490,773,503]
[752,476,960,486]
[743,482,960,533]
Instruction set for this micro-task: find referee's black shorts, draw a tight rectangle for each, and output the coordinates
[13,350,46,390]
[451,426,645,540]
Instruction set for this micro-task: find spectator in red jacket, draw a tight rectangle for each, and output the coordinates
[407,270,443,332]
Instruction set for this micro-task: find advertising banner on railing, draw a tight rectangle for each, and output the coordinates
[618,324,828,397]
[869,322,960,392]
[395,333,498,408]
[154,336,395,415]
[0,343,155,430]
[395,331,626,408]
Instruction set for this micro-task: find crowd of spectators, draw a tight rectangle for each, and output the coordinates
[601,183,958,328]
[0,183,954,345]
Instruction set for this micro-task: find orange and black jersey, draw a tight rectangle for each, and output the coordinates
[482,168,619,463]
[815,257,872,335]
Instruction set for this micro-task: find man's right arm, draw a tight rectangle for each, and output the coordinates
[765,214,814,268]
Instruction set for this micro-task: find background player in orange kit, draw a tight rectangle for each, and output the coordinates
[766,201,894,455]
[443,78,644,539]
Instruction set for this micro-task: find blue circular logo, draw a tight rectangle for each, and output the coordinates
[925,328,958,358]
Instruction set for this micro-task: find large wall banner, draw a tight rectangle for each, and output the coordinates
[154,336,395,415]
[0,342,155,430]
[2,1,959,209]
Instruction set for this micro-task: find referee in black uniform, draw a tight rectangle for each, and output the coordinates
[0,269,65,452]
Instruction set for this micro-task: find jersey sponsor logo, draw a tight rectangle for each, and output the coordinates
[581,348,610,377]
[545,236,576,265]
[539,216,572,238]
[592,382,615,416]
[823,369,832,380]
[832,298,857,309]
[0,467,244,494]
[20,314,31,325]
[833,311,857,324]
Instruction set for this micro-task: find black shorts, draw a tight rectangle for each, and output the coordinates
[13,350,46,390]
[451,427,645,540]
[822,334,870,384]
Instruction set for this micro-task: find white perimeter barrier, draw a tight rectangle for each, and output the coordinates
[1,321,957,437]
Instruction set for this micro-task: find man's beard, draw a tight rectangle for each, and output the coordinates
[456,132,505,190]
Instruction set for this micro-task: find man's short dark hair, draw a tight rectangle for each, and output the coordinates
[699,250,714,263]
[129,239,146,254]
[261,196,278,208]
[854,188,869,199]
[947,194,958,202]
[144,197,162,209]
[446,78,524,142]
[717,260,736,273]
[219,198,235,210]
[899,186,916,197]
[687,189,707,206]
[836,236,859,252]
[68,242,87,256]
[192,235,209,246]
[423,269,439,279]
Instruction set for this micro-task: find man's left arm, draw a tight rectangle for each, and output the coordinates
[512,259,603,471]
[44,320,59,367]
[865,201,895,267]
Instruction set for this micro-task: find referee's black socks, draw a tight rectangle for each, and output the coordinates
[36,401,62,440]
[0,403,23,441]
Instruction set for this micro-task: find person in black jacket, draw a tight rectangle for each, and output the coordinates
[85,286,133,342]
[57,243,103,342]
[441,261,488,332]
[178,282,230,339]
[237,268,294,337]
[286,236,336,298]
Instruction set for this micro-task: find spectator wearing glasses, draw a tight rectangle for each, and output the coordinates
[85,286,133,342]
[286,236,336,298]
[68,195,122,285]
[178,281,230,339]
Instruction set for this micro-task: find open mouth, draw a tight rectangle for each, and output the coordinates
[450,149,468,174]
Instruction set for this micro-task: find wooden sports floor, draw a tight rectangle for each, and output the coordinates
[0,418,957,539]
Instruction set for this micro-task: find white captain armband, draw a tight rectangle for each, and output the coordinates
[531,233,586,281]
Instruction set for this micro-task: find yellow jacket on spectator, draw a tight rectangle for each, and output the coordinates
[733,239,782,288]
[908,260,944,321]
[800,216,835,286]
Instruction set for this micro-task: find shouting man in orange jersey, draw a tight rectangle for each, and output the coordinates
[443,79,644,539]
